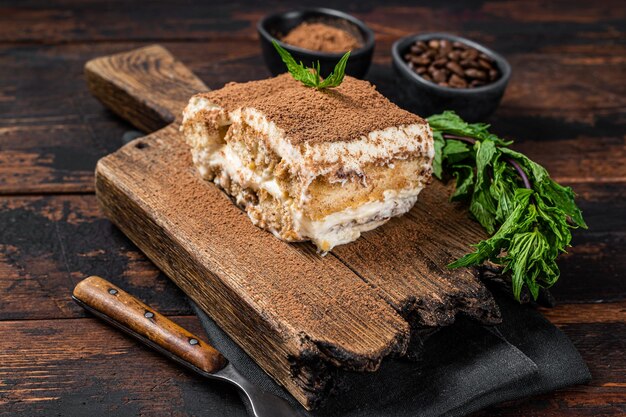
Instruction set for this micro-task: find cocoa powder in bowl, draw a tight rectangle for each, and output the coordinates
[281,22,362,53]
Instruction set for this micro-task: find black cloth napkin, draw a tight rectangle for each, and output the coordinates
[190,291,590,417]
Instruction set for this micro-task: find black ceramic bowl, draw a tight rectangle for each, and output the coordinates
[258,8,375,79]
[392,33,511,121]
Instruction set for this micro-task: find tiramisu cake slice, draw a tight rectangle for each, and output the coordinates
[181,74,434,251]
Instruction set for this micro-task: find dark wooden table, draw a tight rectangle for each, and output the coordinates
[0,1,624,416]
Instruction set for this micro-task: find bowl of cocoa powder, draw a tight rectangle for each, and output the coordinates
[258,8,375,78]
[392,33,511,121]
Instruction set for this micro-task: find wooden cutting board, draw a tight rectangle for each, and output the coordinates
[87,45,501,410]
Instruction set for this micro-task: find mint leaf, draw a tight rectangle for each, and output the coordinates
[318,51,350,88]
[272,40,350,90]
[432,131,445,179]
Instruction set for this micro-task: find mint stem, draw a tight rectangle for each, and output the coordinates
[443,134,476,144]
[442,134,531,189]
[504,158,531,189]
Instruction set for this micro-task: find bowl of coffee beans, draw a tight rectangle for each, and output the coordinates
[391,33,511,121]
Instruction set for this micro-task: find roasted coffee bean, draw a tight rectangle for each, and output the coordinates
[460,59,479,69]
[478,59,493,70]
[403,38,501,89]
[447,50,461,61]
[440,39,452,54]
[433,57,447,67]
[464,68,487,80]
[432,69,447,83]
[449,74,468,88]
[411,55,431,66]
[445,61,464,76]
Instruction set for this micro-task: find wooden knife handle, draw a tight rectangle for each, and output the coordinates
[73,276,227,374]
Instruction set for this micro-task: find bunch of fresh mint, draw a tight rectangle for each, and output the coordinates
[428,111,587,301]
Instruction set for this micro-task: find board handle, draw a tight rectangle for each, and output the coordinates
[73,276,227,374]
[85,45,208,132]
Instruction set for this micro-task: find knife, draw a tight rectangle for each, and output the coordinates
[72,276,302,417]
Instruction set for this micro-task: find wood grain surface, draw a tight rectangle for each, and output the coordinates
[0,0,624,416]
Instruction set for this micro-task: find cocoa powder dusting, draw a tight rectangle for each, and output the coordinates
[195,74,425,145]
[281,22,361,53]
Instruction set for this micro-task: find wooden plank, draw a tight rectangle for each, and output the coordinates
[0,194,193,320]
[0,311,623,417]
[0,316,248,417]
[541,301,626,325]
[1,40,625,194]
[0,182,623,327]
[0,182,623,324]
[1,0,623,45]
[0,41,266,194]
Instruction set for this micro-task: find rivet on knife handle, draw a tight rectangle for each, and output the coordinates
[72,276,227,374]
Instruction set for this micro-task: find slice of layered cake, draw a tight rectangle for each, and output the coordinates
[181,74,434,251]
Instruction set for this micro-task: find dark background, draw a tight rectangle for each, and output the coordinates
[0,1,624,416]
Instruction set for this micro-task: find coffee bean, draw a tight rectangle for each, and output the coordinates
[416,66,427,74]
[432,69,447,83]
[470,79,486,88]
[464,68,487,80]
[489,69,499,81]
[428,39,440,49]
[445,61,464,76]
[478,59,493,70]
[411,55,431,66]
[440,39,452,54]
[447,50,461,61]
[433,57,447,67]
[463,59,481,69]
[449,74,468,88]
